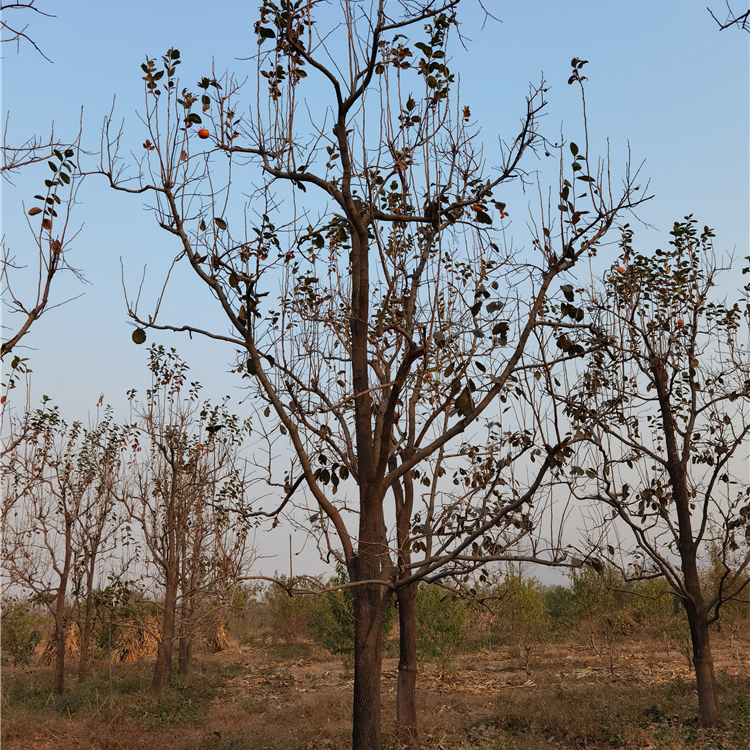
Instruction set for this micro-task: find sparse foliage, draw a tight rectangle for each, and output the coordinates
[100,3,646,746]
[1,400,121,693]
[121,346,252,695]
[1,1,83,368]
[552,218,750,726]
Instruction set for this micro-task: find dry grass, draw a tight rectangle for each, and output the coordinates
[2,629,749,750]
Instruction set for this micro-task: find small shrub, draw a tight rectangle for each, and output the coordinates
[1,601,48,665]
[265,576,323,646]
[415,583,466,673]
[231,586,248,615]
[544,584,577,638]
[492,576,551,674]
[562,564,644,674]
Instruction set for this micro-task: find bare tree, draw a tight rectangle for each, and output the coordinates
[122,345,251,696]
[176,439,251,676]
[549,218,750,726]
[67,403,123,683]
[2,400,120,693]
[100,4,645,746]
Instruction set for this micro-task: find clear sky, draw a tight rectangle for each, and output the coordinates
[2,1,748,577]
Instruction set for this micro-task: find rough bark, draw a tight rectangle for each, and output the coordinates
[351,583,384,750]
[681,551,721,726]
[685,603,721,727]
[396,582,418,748]
[178,630,193,676]
[347,158,385,750]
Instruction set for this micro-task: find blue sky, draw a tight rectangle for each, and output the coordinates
[2,1,748,575]
[2,0,747,419]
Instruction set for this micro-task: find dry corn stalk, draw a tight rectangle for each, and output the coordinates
[113,614,160,662]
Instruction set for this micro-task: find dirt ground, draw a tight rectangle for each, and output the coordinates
[3,631,749,750]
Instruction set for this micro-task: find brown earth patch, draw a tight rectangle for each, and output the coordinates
[3,632,749,750]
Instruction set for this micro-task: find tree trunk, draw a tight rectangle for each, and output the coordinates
[685,602,721,727]
[78,584,96,682]
[651,360,721,727]
[53,607,67,695]
[152,572,178,696]
[351,582,383,750]
[178,630,193,676]
[178,589,196,676]
[78,621,90,683]
[53,515,73,695]
[396,582,418,748]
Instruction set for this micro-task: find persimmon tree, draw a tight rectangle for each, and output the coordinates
[1,3,82,443]
[1,140,82,365]
[551,218,750,726]
[1,0,82,367]
[1,400,122,694]
[122,346,251,696]
[64,405,123,683]
[101,2,645,745]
